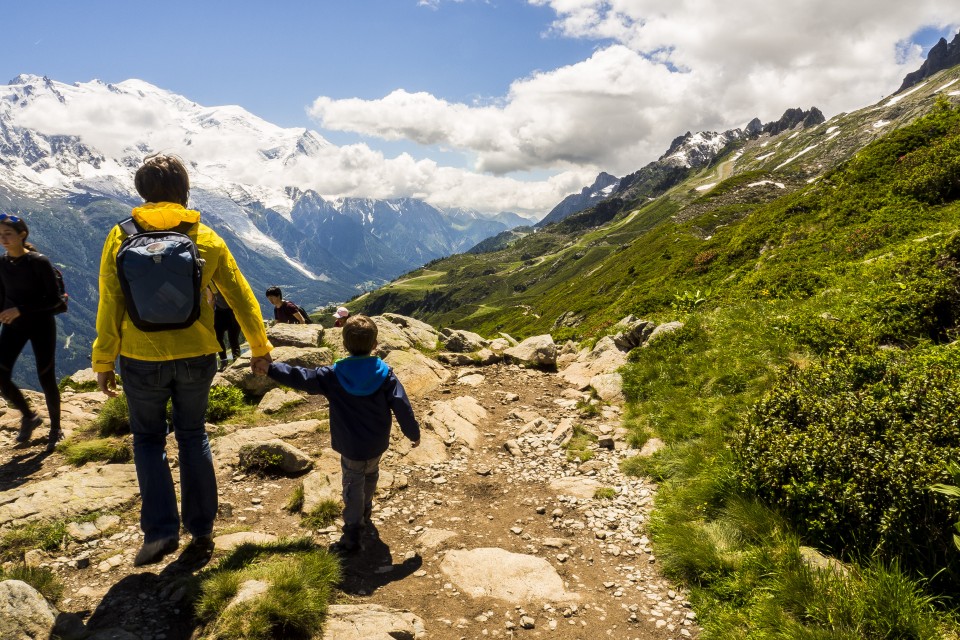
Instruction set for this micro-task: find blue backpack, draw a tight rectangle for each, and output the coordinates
[115,217,204,332]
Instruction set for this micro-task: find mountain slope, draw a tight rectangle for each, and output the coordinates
[353,64,960,339]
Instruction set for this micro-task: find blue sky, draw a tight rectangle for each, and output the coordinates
[2,1,958,215]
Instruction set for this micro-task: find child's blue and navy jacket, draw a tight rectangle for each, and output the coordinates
[267,356,420,461]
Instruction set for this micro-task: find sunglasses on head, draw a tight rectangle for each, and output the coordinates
[0,213,21,223]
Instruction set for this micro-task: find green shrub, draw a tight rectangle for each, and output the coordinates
[0,521,68,560]
[301,500,340,529]
[735,345,960,587]
[207,385,247,423]
[564,425,596,463]
[195,539,340,640]
[93,395,130,436]
[62,437,132,466]
[57,377,99,393]
[237,444,286,473]
[285,483,305,513]
[0,565,63,603]
[594,487,616,500]
[858,233,960,344]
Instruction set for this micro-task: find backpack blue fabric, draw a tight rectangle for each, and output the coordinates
[115,217,204,332]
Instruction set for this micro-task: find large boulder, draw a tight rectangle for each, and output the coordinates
[0,580,57,639]
[503,335,557,369]
[612,316,655,351]
[369,315,440,355]
[383,350,451,397]
[380,314,440,350]
[257,388,305,414]
[439,328,488,353]
[646,321,684,346]
[266,323,325,348]
[216,347,333,396]
[559,336,627,389]
[422,396,487,450]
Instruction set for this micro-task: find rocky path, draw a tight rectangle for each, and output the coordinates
[0,319,701,640]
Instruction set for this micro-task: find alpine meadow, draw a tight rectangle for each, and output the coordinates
[352,62,960,637]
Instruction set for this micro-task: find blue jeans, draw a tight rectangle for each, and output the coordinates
[119,354,218,543]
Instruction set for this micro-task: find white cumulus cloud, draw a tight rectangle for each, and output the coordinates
[310,0,959,179]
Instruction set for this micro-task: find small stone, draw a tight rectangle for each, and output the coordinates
[520,616,536,629]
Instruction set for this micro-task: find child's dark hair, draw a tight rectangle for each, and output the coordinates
[342,315,378,356]
[266,286,282,298]
[134,154,190,206]
[0,215,36,252]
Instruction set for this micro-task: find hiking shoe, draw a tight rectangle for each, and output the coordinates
[218,359,228,371]
[15,414,42,443]
[178,534,215,568]
[330,528,362,555]
[46,429,64,453]
[133,537,179,567]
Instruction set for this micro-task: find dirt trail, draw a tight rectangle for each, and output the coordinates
[1,363,700,640]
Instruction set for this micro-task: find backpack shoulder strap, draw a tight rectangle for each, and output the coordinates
[173,220,197,235]
[118,217,142,237]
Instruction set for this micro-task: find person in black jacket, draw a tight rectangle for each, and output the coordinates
[0,213,63,451]
[254,314,420,553]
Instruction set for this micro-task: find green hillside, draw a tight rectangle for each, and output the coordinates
[355,67,960,637]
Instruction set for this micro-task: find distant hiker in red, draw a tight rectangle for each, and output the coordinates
[0,213,63,452]
[333,306,350,327]
[265,285,307,324]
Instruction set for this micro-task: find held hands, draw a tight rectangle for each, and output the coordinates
[251,353,273,376]
[0,307,21,324]
[97,371,119,398]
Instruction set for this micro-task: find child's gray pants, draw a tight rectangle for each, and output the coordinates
[340,454,381,528]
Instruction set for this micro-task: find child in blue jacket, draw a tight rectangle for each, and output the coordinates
[256,314,420,553]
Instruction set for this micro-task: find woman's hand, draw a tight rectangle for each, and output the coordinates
[97,371,119,397]
[0,307,21,324]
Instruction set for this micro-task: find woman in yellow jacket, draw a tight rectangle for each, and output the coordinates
[93,155,273,567]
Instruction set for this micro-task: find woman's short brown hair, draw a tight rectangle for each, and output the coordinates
[134,154,190,206]
[342,315,378,356]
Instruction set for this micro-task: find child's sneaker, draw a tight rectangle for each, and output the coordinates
[16,414,42,444]
[330,525,362,555]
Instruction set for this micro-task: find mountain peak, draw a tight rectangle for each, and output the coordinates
[761,107,825,136]
[897,31,960,94]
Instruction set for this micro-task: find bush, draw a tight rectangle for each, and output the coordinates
[0,521,68,560]
[195,539,340,640]
[93,395,130,436]
[0,565,63,603]
[301,500,340,529]
[734,345,960,587]
[859,233,960,344]
[62,437,132,466]
[207,385,247,423]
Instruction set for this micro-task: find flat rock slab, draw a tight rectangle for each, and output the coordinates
[322,604,426,640]
[383,350,451,398]
[210,420,322,471]
[422,396,486,450]
[548,477,604,499]
[213,532,279,551]
[0,464,139,530]
[440,548,580,604]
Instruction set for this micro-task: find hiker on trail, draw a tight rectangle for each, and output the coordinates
[210,283,244,370]
[253,314,420,554]
[92,154,274,567]
[333,306,350,328]
[265,285,307,324]
[0,213,64,452]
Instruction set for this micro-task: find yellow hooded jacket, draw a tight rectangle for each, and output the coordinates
[92,202,272,372]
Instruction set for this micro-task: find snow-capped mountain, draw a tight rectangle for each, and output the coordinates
[0,74,525,381]
[536,172,620,227]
